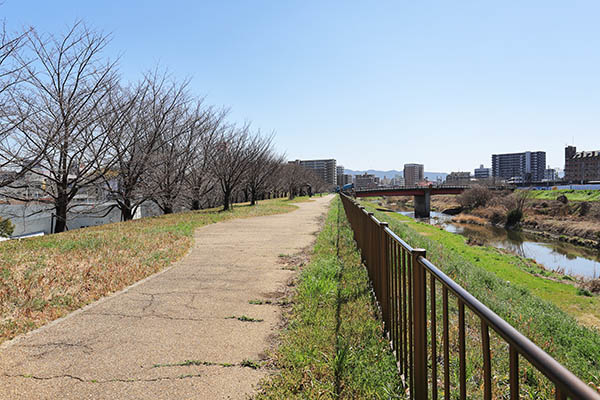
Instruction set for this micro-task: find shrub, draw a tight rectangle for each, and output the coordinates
[457,185,492,210]
[584,279,600,294]
[506,209,523,228]
[557,194,568,204]
[503,190,533,216]
[490,210,504,225]
[0,217,14,238]
[579,202,591,217]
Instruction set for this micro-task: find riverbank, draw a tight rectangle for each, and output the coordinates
[0,197,310,344]
[360,200,600,392]
[427,192,600,250]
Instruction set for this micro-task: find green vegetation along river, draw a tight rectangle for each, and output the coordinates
[400,211,600,279]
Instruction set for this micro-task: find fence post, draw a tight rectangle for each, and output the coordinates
[380,221,389,329]
[367,212,375,282]
[412,248,427,400]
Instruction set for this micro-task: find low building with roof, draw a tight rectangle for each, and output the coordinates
[565,146,600,182]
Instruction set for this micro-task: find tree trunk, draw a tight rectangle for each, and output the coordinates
[223,189,231,211]
[121,199,134,221]
[54,198,68,233]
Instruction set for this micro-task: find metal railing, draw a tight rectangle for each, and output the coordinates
[340,193,600,400]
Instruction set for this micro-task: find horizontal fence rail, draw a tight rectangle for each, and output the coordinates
[340,193,600,400]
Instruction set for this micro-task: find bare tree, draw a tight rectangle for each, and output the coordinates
[144,88,212,214]
[245,133,283,206]
[457,185,493,210]
[101,71,193,220]
[184,107,227,210]
[0,22,32,187]
[281,162,307,200]
[5,22,119,232]
[208,123,260,211]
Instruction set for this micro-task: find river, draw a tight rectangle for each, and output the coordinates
[399,211,600,280]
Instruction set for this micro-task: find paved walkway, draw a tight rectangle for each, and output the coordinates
[0,195,334,399]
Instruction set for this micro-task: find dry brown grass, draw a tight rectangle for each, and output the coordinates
[430,194,460,210]
[524,217,600,241]
[452,213,489,226]
[0,198,300,344]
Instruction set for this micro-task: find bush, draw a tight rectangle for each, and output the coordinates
[457,185,492,210]
[0,217,14,238]
[506,209,523,228]
[579,202,591,217]
[584,279,600,294]
[490,210,504,225]
[577,287,593,297]
[557,194,568,204]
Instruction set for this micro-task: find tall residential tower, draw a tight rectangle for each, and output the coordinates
[403,163,424,186]
[491,151,546,183]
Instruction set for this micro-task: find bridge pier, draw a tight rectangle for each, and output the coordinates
[414,190,431,218]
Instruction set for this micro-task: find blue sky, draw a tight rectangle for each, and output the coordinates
[3,1,600,172]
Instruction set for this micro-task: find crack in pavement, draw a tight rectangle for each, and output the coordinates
[84,311,205,322]
[183,294,199,312]
[138,291,207,296]
[86,311,273,323]
[139,293,156,314]
[16,341,96,360]
[4,373,204,383]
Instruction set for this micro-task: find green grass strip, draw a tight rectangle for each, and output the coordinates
[527,189,600,202]
[257,197,403,399]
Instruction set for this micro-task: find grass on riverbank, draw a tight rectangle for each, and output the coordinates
[527,189,600,202]
[0,197,310,344]
[256,197,403,399]
[361,201,600,393]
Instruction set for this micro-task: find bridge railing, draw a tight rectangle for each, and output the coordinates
[339,193,600,400]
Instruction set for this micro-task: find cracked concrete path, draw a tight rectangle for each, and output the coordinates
[0,195,334,399]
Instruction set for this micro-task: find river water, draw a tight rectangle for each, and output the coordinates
[399,211,600,279]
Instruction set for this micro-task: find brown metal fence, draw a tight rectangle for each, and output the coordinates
[340,193,600,400]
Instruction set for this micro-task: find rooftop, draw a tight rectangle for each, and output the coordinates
[572,150,600,159]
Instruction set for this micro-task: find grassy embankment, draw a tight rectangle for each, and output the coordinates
[361,200,600,395]
[0,197,311,344]
[257,197,403,399]
[527,189,600,202]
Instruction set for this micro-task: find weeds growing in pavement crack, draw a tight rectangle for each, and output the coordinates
[225,315,264,322]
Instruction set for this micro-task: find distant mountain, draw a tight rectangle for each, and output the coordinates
[344,169,402,179]
[344,169,448,182]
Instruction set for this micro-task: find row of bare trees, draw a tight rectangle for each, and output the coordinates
[0,22,330,233]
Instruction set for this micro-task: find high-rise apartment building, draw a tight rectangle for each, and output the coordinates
[491,151,546,183]
[564,146,600,182]
[335,165,353,186]
[290,159,337,186]
[403,163,424,187]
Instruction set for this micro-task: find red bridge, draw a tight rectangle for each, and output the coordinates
[353,186,468,217]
